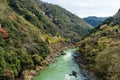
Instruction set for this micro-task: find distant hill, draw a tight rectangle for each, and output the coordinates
[78,9,120,80]
[83,16,107,27]
[37,1,93,42]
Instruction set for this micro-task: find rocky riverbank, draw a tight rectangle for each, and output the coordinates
[16,42,74,80]
[75,53,98,80]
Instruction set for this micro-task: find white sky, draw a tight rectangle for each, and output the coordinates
[42,0,120,18]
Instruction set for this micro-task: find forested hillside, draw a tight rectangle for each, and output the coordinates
[78,10,120,80]
[0,0,54,79]
[36,1,93,42]
[0,0,92,79]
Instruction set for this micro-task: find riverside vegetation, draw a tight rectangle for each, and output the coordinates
[0,0,92,80]
[78,10,120,80]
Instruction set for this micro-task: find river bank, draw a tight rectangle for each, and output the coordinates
[75,52,97,80]
[16,42,74,80]
[34,48,87,80]
[16,42,97,80]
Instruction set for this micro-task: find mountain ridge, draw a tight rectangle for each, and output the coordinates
[83,16,107,27]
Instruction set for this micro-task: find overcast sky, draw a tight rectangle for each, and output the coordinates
[42,0,119,18]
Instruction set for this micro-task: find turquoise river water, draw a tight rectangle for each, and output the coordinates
[34,49,87,80]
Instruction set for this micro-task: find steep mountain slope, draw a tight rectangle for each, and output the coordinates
[113,9,120,24]
[8,0,59,36]
[77,10,120,80]
[0,0,66,79]
[0,0,92,79]
[83,16,107,27]
[36,1,93,42]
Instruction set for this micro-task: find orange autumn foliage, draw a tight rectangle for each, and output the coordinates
[0,24,8,39]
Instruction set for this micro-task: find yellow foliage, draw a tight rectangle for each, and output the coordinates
[42,34,67,44]
[98,37,111,50]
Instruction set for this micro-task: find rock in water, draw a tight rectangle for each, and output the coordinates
[69,71,77,78]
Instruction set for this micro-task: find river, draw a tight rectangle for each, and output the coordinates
[34,49,87,80]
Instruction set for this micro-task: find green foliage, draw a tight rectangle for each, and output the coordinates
[78,21,120,80]
[38,1,93,42]
[0,1,52,79]
[20,53,34,70]
[97,37,111,51]
[100,17,113,25]
[95,45,120,79]
[32,54,43,65]
[8,0,58,36]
